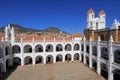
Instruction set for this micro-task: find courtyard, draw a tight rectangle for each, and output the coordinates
[4,61,105,80]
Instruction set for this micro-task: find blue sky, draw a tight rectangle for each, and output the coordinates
[0,0,120,33]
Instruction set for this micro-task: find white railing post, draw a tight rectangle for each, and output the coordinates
[108,35,114,80]
[97,36,101,75]
[89,37,92,68]
[83,37,86,64]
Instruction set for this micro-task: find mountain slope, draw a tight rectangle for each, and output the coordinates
[0,24,70,34]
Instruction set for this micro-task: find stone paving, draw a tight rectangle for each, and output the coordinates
[7,61,105,80]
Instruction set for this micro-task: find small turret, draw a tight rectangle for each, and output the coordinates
[87,8,95,21]
[98,9,106,21]
[11,26,15,43]
[87,8,95,29]
[98,9,106,29]
[5,25,8,41]
[111,19,120,29]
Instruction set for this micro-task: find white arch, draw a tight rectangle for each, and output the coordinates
[24,45,32,53]
[56,44,63,51]
[46,44,53,52]
[65,44,71,51]
[35,44,43,52]
[101,47,108,59]
[65,54,71,61]
[13,57,21,66]
[114,49,120,64]
[12,45,21,53]
[36,55,43,64]
[74,53,79,60]
[56,54,63,62]
[74,44,79,50]
[46,55,53,63]
[92,46,97,56]
[24,56,33,65]
[81,44,84,51]
[86,45,89,53]
[0,47,3,58]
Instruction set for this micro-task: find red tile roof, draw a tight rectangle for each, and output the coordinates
[72,32,84,37]
[87,8,95,14]
[99,9,106,15]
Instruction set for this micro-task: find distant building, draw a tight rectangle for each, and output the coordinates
[84,8,120,41]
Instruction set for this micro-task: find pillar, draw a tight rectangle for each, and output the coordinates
[97,36,101,75]
[53,55,56,63]
[79,42,82,61]
[108,35,114,80]
[71,54,74,61]
[21,40,24,66]
[63,55,65,62]
[3,62,6,72]
[83,37,86,64]
[63,42,65,62]
[71,42,74,61]
[89,37,92,68]
[2,42,6,72]
[32,37,35,65]
[43,56,46,64]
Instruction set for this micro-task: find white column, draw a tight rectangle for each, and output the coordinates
[2,42,6,72]
[97,36,101,75]
[63,42,65,62]
[43,56,46,64]
[79,42,82,61]
[3,62,6,72]
[53,55,56,63]
[21,43,24,66]
[63,55,65,62]
[32,37,35,65]
[83,37,86,64]
[89,37,92,69]
[71,54,74,61]
[108,35,114,80]
[43,43,46,64]
[53,42,56,63]
[71,42,74,61]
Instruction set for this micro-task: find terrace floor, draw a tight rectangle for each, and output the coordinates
[6,61,105,80]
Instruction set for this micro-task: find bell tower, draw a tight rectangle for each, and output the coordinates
[98,9,106,29]
[87,8,95,29]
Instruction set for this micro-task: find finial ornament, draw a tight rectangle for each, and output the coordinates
[109,35,113,42]
[98,36,101,41]
[90,36,92,41]
[83,36,86,41]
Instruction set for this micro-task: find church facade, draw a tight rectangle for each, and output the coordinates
[84,8,120,41]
